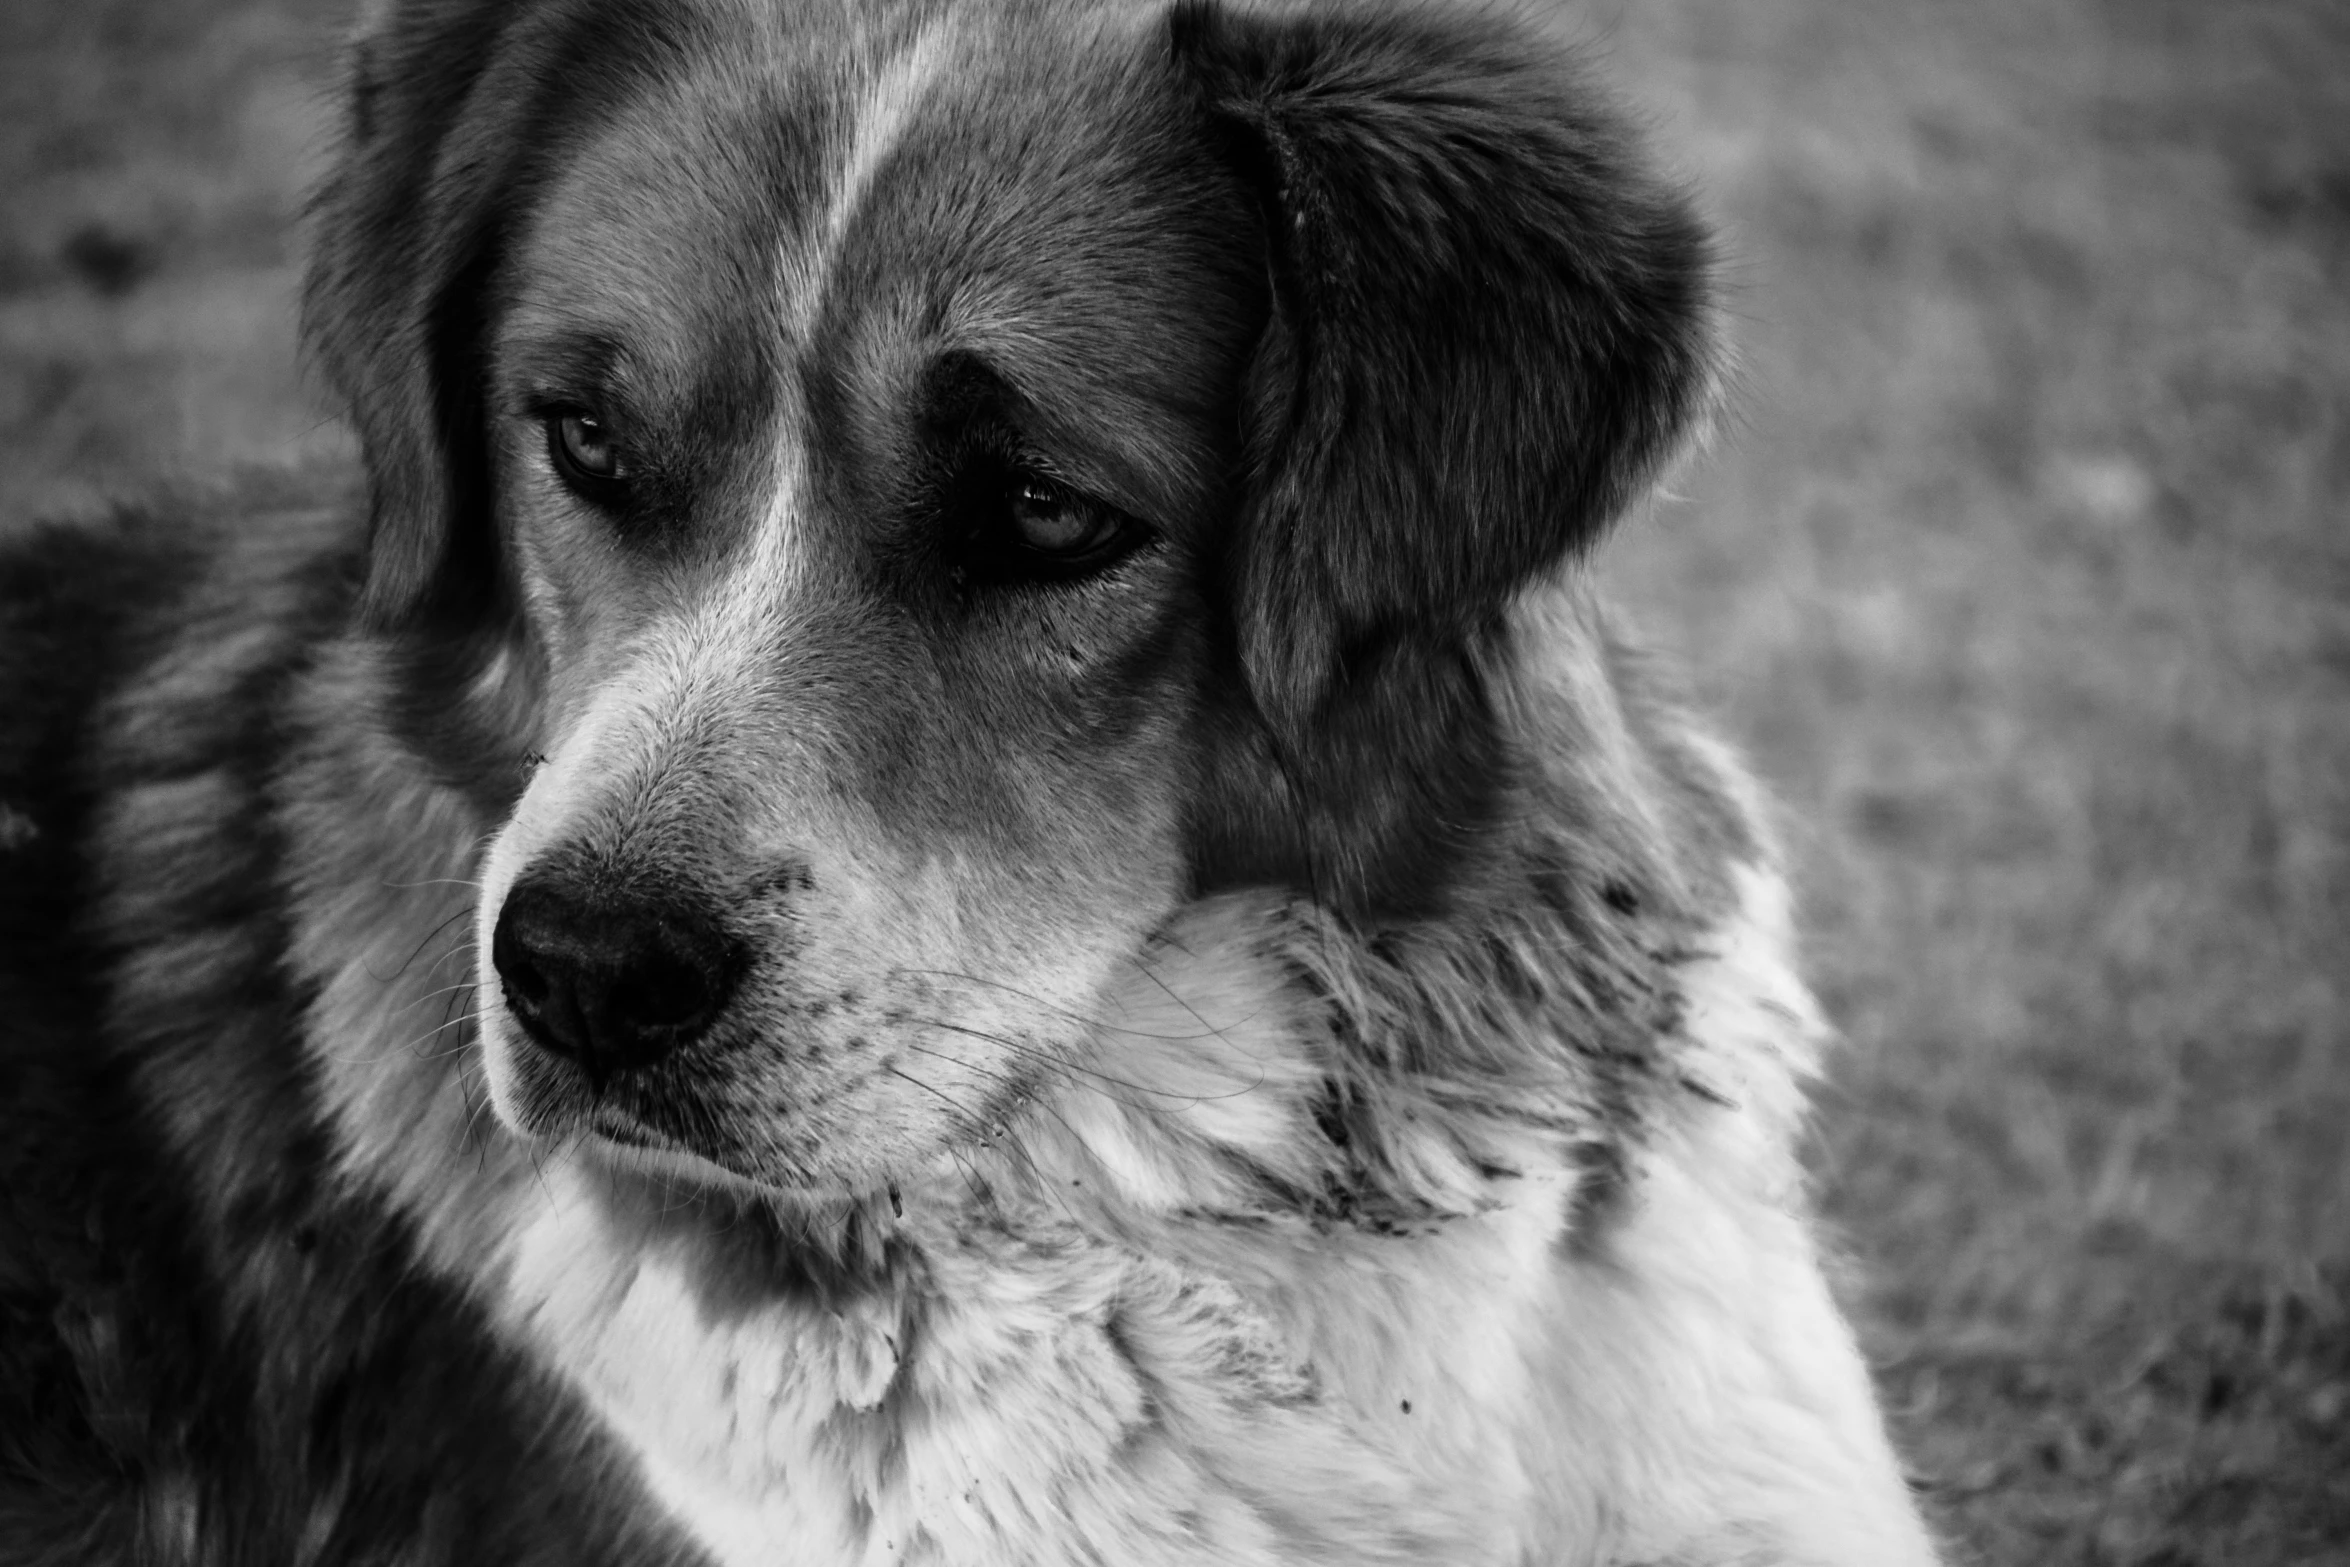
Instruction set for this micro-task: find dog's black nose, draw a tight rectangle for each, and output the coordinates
[490,874,742,1084]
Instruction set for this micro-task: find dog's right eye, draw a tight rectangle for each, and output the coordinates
[544,410,630,495]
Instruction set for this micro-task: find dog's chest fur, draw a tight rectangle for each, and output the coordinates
[493,1161,1572,1567]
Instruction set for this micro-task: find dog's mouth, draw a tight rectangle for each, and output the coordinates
[584,1103,676,1152]
[577,1099,810,1198]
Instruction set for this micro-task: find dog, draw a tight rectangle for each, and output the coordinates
[0,0,1943,1561]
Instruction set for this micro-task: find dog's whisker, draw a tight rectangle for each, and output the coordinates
[877,1082,1005,1223]
[456,1052,497,1166]
[387,977,480,1017]
[401,1015,477,1063]
[893,967,1259,1046]
[891,1068,1093,1233]
[880,1063,987,1135]
[363,906,475,986]
[1121,951,1226,1044]
[891,1039,1099,1187]
[423,944,478,985]
[422,982,480,1060]
[905,1014,1267,1110]
[880,1061,1065,1210]
[899,1014,1171,1102]
[880,1064,1001,1205]
[314,1005,473,1064]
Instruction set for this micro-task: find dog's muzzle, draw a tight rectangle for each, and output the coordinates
[490,870,745,1088]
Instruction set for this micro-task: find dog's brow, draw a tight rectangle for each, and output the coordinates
[910,348,1175,522]
[503,331,633,408]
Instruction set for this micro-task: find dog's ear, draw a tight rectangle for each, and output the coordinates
[1171,0,1718,914]
[304,2,528,631]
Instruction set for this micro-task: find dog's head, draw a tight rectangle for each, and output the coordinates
[306,0,1714,1197]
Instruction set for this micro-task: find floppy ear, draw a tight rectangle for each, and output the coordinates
[1171,0,1718,915]
[310,1,715,634]
[303,1,527,631]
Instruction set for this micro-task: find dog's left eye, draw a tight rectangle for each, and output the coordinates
[545,411,629,491]
[962,467,1145,584]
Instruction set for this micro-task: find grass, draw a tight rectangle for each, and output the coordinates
[1603,1,2350,1559]
[3,0,2345,1561]
[0,0,347,523]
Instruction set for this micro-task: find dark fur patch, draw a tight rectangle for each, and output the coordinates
[0,490,707,1560]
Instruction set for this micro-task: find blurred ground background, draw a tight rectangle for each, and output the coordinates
[2,0,2344,1561]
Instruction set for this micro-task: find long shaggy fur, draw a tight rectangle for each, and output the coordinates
[0,1,1941,1562]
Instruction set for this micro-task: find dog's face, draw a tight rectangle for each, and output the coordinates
[467,11,1260,1189]
[307,0,1714,1196]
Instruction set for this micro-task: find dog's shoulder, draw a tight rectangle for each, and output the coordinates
[0,504,203,843]
[0,503,213,1561]
[0,485,299,1557]
[1,471,357,809]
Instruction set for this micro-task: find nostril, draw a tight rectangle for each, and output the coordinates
[489,897,554,1008]
[491,887,588,1062]
[495,936,552,1006]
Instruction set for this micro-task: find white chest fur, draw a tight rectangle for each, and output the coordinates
[503,1172,911,1563]
[496,1158,1575,1567]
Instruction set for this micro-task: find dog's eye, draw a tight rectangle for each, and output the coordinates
[545,411,628,490]
[963,466,1145,584]
[1006,474,1103,554]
